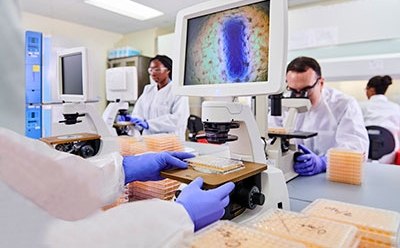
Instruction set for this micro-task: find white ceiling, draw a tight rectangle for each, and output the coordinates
[19,0,329,34]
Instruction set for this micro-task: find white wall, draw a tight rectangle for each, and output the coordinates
[288,0,400,104]
[288,0,400,50]
[326,79,400,105]
[21,12,122,110]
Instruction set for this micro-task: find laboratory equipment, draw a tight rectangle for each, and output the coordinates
[268,97,318,181]
[168,0,290,222]
[25,31,42,138]
[40,133,101,158]
[249,208,359,247]
[42,47,117,157]
[188,221,305,248]
[102,66,140,135]
[302,199,400,247]
[327,148,364,185]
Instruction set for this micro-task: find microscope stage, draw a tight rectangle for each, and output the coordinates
[268,131,317,139]
[161,161,267,189]
[40,132,101,145]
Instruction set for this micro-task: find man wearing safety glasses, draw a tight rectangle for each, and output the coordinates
[269,56,369,176]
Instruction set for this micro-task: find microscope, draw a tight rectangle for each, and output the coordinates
[102,66,141,137]
[163,0,290,223]
[42,102,119,158]
[162,100,290,222]
[267,97,318,181]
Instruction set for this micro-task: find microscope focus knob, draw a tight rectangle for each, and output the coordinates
[246,186,265,209]
[79,145,95,158]
[251,192,265,206]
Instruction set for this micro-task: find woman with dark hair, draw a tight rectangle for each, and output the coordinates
[122,55,190,140]
[360,75,400,163]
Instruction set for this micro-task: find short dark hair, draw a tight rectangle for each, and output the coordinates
[287,56,322,77]
[150,55,172,79]
[367,75,392,95]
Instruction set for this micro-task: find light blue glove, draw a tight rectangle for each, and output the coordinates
[176,177,235,231]
[294,144,327,176]
[122,151,194,184]
[117,115,149,129]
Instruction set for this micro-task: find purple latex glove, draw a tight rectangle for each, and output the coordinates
[117,114,131,122]
[176,177,235,231]
[122,151,194,184]
[131,117,149,129]
[117,115,149,129]
[294,144,327,176]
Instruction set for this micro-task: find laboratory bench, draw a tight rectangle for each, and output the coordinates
[287,162,400,212]
[183,142,400,213]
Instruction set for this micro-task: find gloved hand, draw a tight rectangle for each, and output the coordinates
[122,151,194,184]
[117,115,149,129]
[130,117,149,129]
[117,114,130,122]
[176,177,235,231]
[294,144,327,176]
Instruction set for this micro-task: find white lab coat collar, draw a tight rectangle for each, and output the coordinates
[370,94,388,102]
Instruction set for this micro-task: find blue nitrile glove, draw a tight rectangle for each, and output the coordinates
[176,177,235,231]
[117,114,131,122]
[131,117,149,129]
[294,144,327,176]
[122,151,194,184]
[117,115,149,129]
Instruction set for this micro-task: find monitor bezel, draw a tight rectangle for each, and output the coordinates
[105,66,139,102]
[57,47,88,102]
[172,0,287,97]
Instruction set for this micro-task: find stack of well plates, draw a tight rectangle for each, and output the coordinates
[143,134,183,152]
[128,178,180,201]
[327,148,364,185]
[248,208,360,248]
[302,199,400,248]
[188,220,305,248]
[117,136,147,156]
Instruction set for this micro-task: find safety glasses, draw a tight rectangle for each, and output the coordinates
[147,67,168,74]
[286,77,321,98]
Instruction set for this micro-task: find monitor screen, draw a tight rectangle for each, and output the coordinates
[184,1,269,86]
[57,47,88,102]
[61,53,83,95]
[173,0,287,97]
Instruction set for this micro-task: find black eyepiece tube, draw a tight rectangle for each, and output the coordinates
[269,93,282,116]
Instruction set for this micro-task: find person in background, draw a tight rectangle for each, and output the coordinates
[121,55,190,140]
[0,1,234,247]
[359,75,400,164]
[269,56,369,176]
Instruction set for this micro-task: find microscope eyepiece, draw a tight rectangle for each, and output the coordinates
[269,94,282,116]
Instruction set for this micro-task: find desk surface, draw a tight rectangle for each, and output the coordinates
[287,163,400,212]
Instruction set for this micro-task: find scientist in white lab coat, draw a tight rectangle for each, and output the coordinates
[0,1,234,247]
[122,55,189,140]
[269,56,369,176]
[359,75,400,164]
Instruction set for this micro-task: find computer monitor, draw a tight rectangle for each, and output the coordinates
[105,66,139,102]
[57,47,88,102]
[173,0,287,97]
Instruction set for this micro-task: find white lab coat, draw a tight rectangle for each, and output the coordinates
[0,1,193,247]
[359,95,400,163]
[132,82,190,140]
[0,128,193,247]
[269,87,369,158]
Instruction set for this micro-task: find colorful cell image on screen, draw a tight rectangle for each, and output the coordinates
[184,1,270,86]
